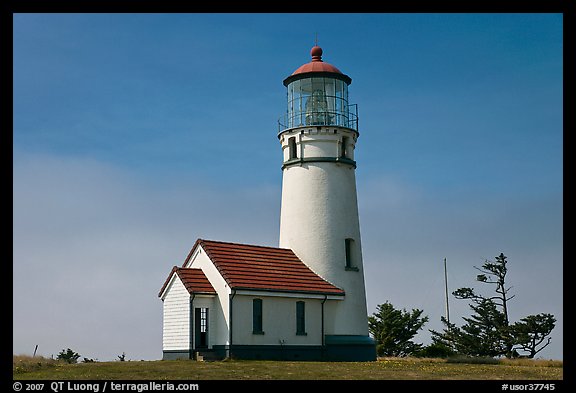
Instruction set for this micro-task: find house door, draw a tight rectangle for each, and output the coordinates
[194,307,208,349]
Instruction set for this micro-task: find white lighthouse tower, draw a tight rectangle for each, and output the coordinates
[278,45,376,360]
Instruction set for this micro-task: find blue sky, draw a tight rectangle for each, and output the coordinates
[13,13,563,361]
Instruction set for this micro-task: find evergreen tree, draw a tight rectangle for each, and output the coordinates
[368,301,429,357]
[457,299,510,357]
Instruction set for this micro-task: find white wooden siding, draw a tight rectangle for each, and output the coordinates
[162,275,190,351]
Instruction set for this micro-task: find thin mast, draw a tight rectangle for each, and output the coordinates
[444,257,450,324]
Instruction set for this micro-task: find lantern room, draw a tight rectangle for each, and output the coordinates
[279,45,358,132]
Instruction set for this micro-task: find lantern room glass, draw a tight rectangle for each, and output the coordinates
[284,76,356,130]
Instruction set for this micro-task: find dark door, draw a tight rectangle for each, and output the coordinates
[194,307,208,349]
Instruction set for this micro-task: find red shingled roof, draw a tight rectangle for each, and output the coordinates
[158,266,216,297]
[185,239,344,296]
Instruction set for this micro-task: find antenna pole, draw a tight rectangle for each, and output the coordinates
[444,257,450,324]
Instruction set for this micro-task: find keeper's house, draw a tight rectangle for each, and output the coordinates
[158,238,377,361]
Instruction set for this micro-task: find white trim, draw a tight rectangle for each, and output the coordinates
[194,293,217,298]
[184,245,202,267]
[234,289,343,300]
[159,272,178,301]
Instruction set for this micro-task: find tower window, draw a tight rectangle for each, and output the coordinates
[288,137,297,160]
[296,301,307,335]
[341,137,348,158]
[252,298,264,334]
[345,238,359,271]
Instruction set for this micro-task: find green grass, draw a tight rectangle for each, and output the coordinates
[13,355,563,380]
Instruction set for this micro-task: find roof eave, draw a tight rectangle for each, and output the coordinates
[231,286,345,297]
[283,71,352,87]
[158,266,179,299]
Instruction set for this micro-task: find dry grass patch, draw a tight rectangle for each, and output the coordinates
[14,355,563,380]
[13,354,59,375]
[499,358,563,367]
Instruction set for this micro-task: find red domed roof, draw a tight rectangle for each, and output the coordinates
[291,45,344,75]
[283,45,351,86]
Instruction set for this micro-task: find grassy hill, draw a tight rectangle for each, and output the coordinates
[13,355,562,380]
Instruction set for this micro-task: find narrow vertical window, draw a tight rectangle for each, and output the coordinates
[288,137,297,160]
[194,307,209,349]
[200,308,207,334]
[345,238,358,271]
[341,136,348,158]
[252,298,264,334]
[296,301,307,335]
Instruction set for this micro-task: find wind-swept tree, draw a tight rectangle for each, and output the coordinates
[510,314,556,358]
[430,253,555,358]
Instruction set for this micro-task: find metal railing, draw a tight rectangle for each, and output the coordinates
[278,104,358,133]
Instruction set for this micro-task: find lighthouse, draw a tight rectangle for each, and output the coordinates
[159,44,375,362]
[278,45,376,360]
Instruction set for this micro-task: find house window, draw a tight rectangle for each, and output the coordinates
[345,238,359,271]
[288,137,297,160]
[194,307,208,349]
[296,301,307,335]
[200,308,207,334]
[252,298,264,334]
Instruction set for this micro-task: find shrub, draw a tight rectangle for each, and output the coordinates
[446,355,500,364]
[57,348,81,364]
[413,342,456,358]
